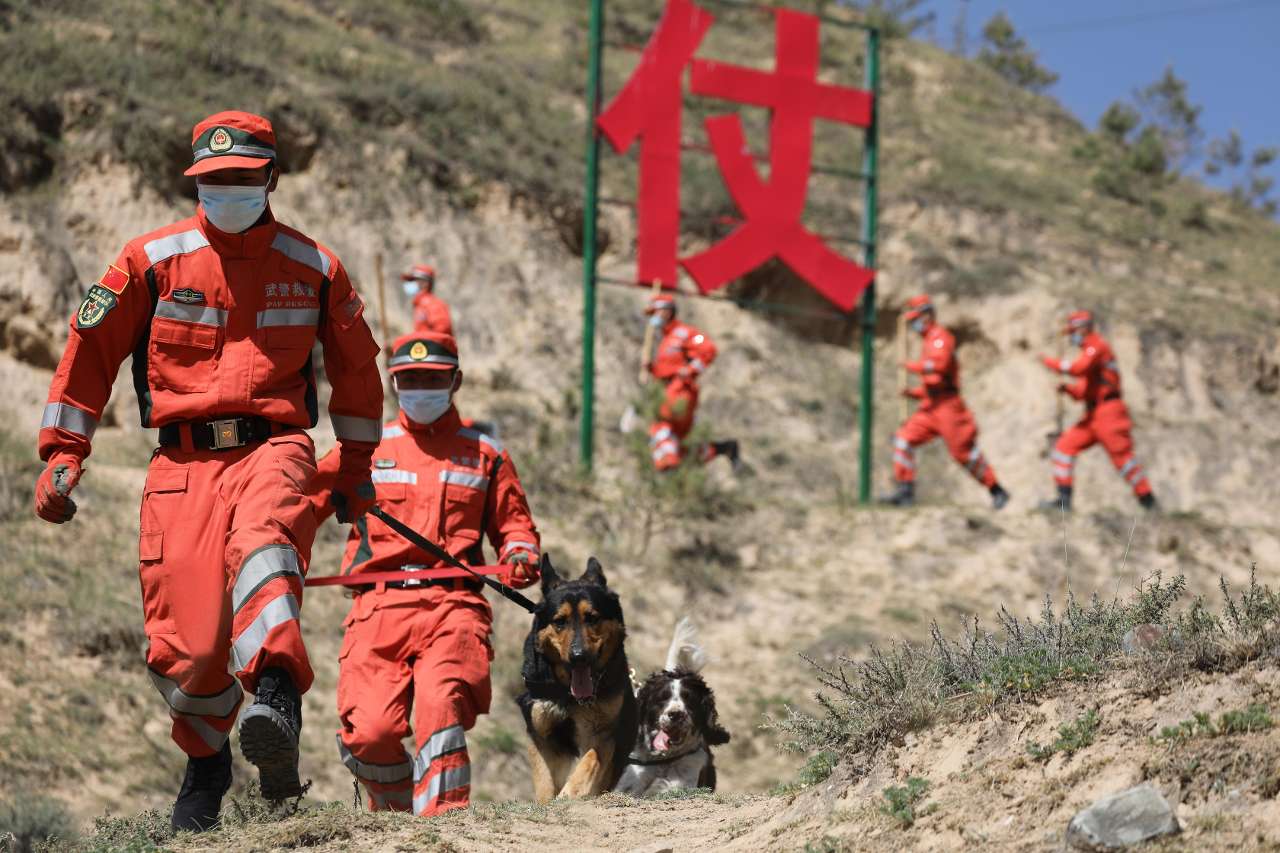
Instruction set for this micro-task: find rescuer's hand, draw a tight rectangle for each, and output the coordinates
[331,480,376,524]
[35,452,83,524]
[504,552,540,589]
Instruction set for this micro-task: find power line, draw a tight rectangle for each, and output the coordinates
[1018,0,1280,37]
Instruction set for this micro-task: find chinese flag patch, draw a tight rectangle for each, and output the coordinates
[98,264,130,295]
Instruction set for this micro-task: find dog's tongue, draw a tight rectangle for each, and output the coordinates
[652,729,671,752]
[570,664,594,701]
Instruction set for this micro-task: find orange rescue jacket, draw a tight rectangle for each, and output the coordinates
[905,323,960,407]
[650,320,717,383]
[40,207,384,463]
[1044,332,1123,408]
[412,292,454,337]
[318,407,539,582]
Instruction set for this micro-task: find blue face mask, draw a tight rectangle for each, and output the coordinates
[910,317,928,334]
[198,183,268,234]
[1070,331,1085,347]
[402,282,418,296]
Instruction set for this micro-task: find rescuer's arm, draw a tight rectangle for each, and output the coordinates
[36,250,150,523]
[483,452,541,589]
[320,259,384,523]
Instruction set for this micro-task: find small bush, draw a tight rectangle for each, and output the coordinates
[0,794,75,852]
[880,777,929,828]
[1156,704,1273,744]
[1027,708,1100,762]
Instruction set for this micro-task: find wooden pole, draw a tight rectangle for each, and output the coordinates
[374,252,390,351]
[637,279,664,384]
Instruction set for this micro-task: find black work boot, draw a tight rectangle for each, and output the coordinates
[989,483,1010,511]
[879,481,915,507]
[171,741,232,831]
[1138,493,1159,512]
[1038,485,1072,513]
[710,439,741,470]
[239,667,303,801]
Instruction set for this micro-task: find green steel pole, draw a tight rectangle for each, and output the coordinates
[580,0,605,471]
[857,27,880,503]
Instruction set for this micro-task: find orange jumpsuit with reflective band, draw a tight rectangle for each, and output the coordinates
[1042,332,1151,497]
[412,291,454,337]
[893,324,998,488]
[315,407,539,816]
[40,207,383,758]
[648,320,718,470]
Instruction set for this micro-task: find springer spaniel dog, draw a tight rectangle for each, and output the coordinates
[614,618,730,796]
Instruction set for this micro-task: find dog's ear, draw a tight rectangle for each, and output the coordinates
[540,554,562,595]
[702,690,731,746]
[581,556,607,588]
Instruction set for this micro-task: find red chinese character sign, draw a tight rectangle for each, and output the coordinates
[597,0,875,312]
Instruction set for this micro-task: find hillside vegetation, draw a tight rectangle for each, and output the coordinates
[0,1,1278,851]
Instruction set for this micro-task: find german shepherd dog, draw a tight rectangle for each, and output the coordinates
[516,556,637,801]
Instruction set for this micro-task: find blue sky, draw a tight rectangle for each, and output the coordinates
[920,0,1280,198]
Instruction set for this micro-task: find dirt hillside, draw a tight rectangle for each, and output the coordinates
[0,2,1278,851]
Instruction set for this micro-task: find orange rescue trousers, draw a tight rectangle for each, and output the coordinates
[649,378,724,470]
[140,431,317,759]
[892,395,998,489]
[1050,399,1152,497]
[336,587,493,816]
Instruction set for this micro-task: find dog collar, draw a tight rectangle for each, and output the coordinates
[624,744,705,766]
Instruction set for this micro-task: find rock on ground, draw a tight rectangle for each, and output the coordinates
[1066,783,1180,851]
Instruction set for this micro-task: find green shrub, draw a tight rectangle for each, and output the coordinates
[1157,704,1273,744]
[0,794,75,852]
[1027,708,1100,762]
[880,777,929,828]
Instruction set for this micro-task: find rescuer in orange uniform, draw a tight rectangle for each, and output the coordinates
[1039,311,1158,512]
[882,295,1010,509]
[310,331,540,817]
[645,294,739,470]
[403,264,454,336]
[33,111,383,830]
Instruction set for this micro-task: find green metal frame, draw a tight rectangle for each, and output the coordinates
[578,3,880,483]
[579,0,605,471]
[857,27,880,503]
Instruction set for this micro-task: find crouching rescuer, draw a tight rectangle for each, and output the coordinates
[33,111,384,829]
[883,295,1010,510]
[310,331,541,816]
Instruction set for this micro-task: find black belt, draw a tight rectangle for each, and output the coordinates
[158,416,280,451]
[1088,392,1121,409]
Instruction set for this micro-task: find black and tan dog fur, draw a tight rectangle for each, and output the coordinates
[516,556,637,801]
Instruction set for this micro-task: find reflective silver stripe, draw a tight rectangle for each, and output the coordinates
[922,359,935,372]
[501,540,538,556]
[232,545,300,615]
[192,143,275,161]
[178,712,231,751]
[1051,451,1074,465]
[457,427,503,453]
[893,452,915,470]
[231,594,300,672]
[650,427,674,445]
[413,764,471,815]
[148,669,242,718]
[389,353,460,368]
[382,425,406,439]
[144,230,210,266]
[1060,363,1073,376]
[271,232,332,277]
[371,469,417,485]
[333,414,383,443]
[1119,459,1137,477]
[41,402,98,439]
[440,470,488,490]
[337,735,413,783]
[893,436,910,450]
[256,308,320,327]
[673,327,690,339]
[412,725,468,781]
[689,358,706,373]
[155,300,227,327]
[653,441,679,460]
[1105,360,1119,372]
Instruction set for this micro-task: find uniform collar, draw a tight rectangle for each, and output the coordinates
[197,204,278,259]
[662,318,680,334]
[399,405,462,437]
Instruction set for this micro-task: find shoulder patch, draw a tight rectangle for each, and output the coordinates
[76,284,118,329]
[933,338,944,348]
[374,458,396,469]
[98,263,130,295]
